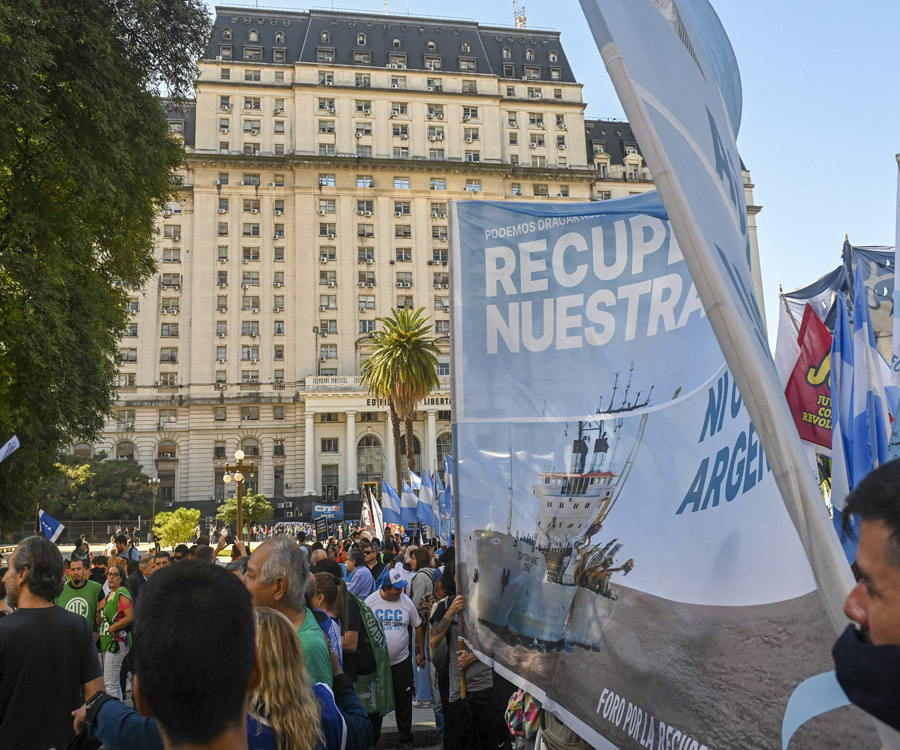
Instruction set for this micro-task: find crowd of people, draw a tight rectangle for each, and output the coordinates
[0,524,518,750]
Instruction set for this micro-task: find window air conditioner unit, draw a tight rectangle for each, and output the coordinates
[465,136,473,143]
[278,503,285,509]
[166,501,174,507]
[363,108,371,115]
[318,209,326,215]
[358,281,365,287]
[274,209,283,215]
[242,283,249,289]
[395,211,402,217]
[366,258,373,264]
[218,208,227,214]
[359,306,367,313]
[327,281,335,288]
[161,308,169,314]
[217,332,227,338]
[217,358,226,364]
[242,259,249,264]
[218,282,227,288]
[366,281,374,287]
[273,282,283,288]
[320,356,327,362]
[251,307,259,313]
[462,116,469,122]
[327,233,335,240]
[442,283,449,288]
[320,256,328,263]
[391,83,398,89]
[273,306,283,312]
[319,305,327,312]
[404,281,411,288]
[400,134,408,140]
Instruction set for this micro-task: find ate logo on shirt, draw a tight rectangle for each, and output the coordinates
[65,597,90,618]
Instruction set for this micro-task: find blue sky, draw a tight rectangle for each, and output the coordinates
[220,0,900,338]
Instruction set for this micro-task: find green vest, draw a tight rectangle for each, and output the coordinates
[54,580,103,628]
[99,587,133,652]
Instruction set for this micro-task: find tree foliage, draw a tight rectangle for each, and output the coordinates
[0,0,212,524]
[216,490,274,528]
[38,452,153,520]
[153,507,201,549]
[361,307,440,488]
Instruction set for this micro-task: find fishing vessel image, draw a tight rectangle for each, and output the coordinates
[465,373,647,649]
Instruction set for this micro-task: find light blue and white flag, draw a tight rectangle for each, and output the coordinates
[408,469,422,491]
[417,471,435,531]
[400,481,418,527]
[433,470,448,544]
[443,454,454,526]
[380,480,403,526]
[832,266,895,564]
[38,509,65,543]
[0,435,20,465]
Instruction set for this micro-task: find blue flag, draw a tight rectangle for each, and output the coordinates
[417,471,435,530]
[380,480,403,526]
[408,469,422,491]
[38,509,65,543]
[831,265,895,563]
[400,481,418,527]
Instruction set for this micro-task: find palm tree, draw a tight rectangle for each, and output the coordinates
[361,307,440,490]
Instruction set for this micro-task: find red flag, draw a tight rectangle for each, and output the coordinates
[785,304,833,448]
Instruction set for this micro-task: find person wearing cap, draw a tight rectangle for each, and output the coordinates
[364,567,425,750]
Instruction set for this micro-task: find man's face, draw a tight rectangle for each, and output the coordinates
[155,556,170,572]
[844,519,900,645]
[69,560,85,585]
[116,541,127,553]
[363,547,376,566]
[2,548,22,607]
[380,585,402,602]
[242,542,279,608]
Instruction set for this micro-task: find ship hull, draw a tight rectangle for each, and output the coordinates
[507,579,576,643]
[465,530,531,628]
[566,586,618,648]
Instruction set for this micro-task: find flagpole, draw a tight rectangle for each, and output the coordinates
[778,285,802,337]
[34,502,40,536]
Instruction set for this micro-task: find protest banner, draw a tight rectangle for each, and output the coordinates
[450,194,878,748]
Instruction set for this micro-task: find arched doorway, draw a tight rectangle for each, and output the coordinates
[357,435,384,487]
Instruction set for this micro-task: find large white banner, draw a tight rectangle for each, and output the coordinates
[450,195,878,748]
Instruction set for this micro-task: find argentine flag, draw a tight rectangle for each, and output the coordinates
[380,481,403,526]
[39,509,65,543]
[831,265,896,563]
[408,469,423,490]
[400,482,418,527]
[417,471,435,531]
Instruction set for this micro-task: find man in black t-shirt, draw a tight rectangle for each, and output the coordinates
[363,540,385,582]
[0,536,103,750]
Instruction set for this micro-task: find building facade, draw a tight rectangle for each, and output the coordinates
[77,6,762,523]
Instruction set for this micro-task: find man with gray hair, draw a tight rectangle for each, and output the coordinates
[126,551,156,605]
[0,536,104,749]
[242,534,333,686]
[346,548,375,598]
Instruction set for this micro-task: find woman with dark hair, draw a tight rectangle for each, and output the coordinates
[97,563,133,699]
[312,572,349,666]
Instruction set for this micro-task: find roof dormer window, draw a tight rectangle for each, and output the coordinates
[392,37,401,49]
[321,31,330,43]
[222,28,232,40]
[526,48,535,61]
[357,33,366,45]
[275,31,285,44]
[248,29,258,42]
[461,41,470,53]
[549,50,558,62]
[427,40,436,51]
[502,47,511,59]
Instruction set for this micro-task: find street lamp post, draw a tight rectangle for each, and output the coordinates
[148,477,161,543]
[223,449,256,542]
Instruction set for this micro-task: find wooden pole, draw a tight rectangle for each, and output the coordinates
[34,502,40,537]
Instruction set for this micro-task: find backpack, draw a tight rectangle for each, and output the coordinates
[413,569,438,624]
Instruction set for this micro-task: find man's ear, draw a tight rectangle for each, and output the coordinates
[273,576,287,602]
[133,675,153,719]
[247,647,262,694]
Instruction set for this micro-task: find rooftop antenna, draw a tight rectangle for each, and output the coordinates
[384,0,389,13]
[513,0,527,27]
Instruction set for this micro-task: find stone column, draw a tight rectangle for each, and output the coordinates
[304,410,316,495]
[345,410,358,494]
[425,409,437,476]
[384,411,396,488]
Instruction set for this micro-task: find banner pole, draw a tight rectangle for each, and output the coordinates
[34,502,40,537]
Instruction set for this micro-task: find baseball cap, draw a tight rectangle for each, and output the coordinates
[387,568,408,588]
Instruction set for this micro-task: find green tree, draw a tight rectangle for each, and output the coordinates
[153,507,200,549]
[39,452,153,520]
[216,490,273,528]
[0,0,212,524]
[361,307,440,489]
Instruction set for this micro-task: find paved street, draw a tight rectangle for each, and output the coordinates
[377,704,440,749]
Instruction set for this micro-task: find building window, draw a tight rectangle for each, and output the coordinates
[430,177,446,191]
[353,51,371,64]
[274,406,285,420]
[357,174,373,188]
[241,406,260,421]
[319,173,336,187]
[316,48,334,62]
[357,33,366,45]
[394,176,410,189]
[321,438,339,453]
[359,320,375,333]
[465,179,481,192]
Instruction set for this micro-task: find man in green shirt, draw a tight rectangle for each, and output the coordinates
[55,558,102,630]
[242,535,334,687]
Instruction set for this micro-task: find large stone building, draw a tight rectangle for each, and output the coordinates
[78,6,762,523]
